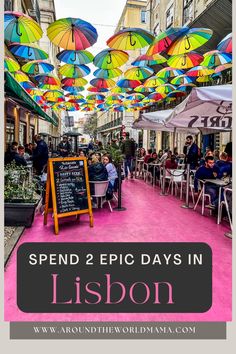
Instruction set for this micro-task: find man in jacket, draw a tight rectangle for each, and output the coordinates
[184,135,199,169]
[57,135,72,157]
[32,134,49,175]
[121,132,136,179]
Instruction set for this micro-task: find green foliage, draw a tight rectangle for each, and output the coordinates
[83,113,98,137]
[101,146,124,166]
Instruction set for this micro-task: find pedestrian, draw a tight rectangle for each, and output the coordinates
[88,139,94,151]
[32,134,49,175]
[184,135,200,169]
[57,135,72,157]
[121,132,136,179]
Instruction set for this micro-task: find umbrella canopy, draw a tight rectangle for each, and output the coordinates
[86,94,105,101]
[124,66,154,80]
[56,49,94,64]
[4,11,43,43]
[35,74,61,86]
[93,67,122,79]
[26,88,44,96]
[56,101,80,111]
[143,76,166,88]
[156,67,184,79]
[126,93,145,101]
[110,86,131,93]
[21,60,54,75]
[4,56,20,72]
[156,84,176,94]
[47,17,98,50]
[196,75,213,83]
[107,28,154,50]
[9,43,48,60]
[168,28,213,55]
[112,106,127,112]
[186,65,215,77]
[93,49,129,69]
[61,77,88,86]
[131,53,167,66]
[217,33,232,53]
[20,81,36,90]
[59,63,90,78]
[68,98,86,104]
[134,85,154,93]
[201,50,232,67]
[106,94,124,101]
[178,83,196,92]
[167,90,187,98]
[43,90,64,101]
[148,92,166,101]
[11,71,29,82]
[117,79,141,88]
[65,93,84,99]
[167,52,203,69]
[171,74,194,85]
[39,83,61,90]
[214,63,232,73]
[87,86,109,93]
[90,78,116,89]
[147,27,189,55]
[62,86,85,93]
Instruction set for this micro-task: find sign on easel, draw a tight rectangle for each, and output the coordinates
[44,157,93,235]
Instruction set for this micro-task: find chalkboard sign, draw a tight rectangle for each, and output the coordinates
[44,157,93,235]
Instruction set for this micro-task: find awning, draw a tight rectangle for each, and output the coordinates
[132,109,174,131]
[5,71,58,127]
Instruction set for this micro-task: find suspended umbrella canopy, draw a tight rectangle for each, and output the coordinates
[32,96,46,105]
[171,74,194,85]
[147,27,189,55]
[167,52,204,69]
[11,71,29,82]
[39,83,61,90]
[106,94,124,101]
[201,50,232,67]
[4,56,20,72]
[148,92,166,101]
[156,67,184,79]
[56,49,94,65]
[86,94,105,101]
[214,63,232,73]
[59,63,90,78]
[22,60,54,75]
[43,90,64,101]
[93,67,122,79]
[26,88,44,96]
[90,78,116,89]
[81,106,96,112]
[124,66,154,80]
[126,93,145,101]
[156,84,176,94]
[20,81,36,90]
[68,98,86,104]
[62,85,85,93]
[178,83,196,92]
[134,85,154,93]
[9,43,48,60]
[61,77,88,87]
[117,79,141,88]
[110,86,131,93]
[217,33,232,53]
[142,98,155,104]
[196,75,213,83]
[87,86,109,92]
[167,28,213,55]
[186,65,215,77]
[4,11,43,43]
[131,53,167,66]
[57,101,80,111]
[93,49,129,69]
[167,90,187,98]
[143,76,166,88]
[65,93,84,99]
[112,106,127,112]
[97,103,110,109]
[47,17,98,50]
[107,28,154,50]
[35,74,61,86]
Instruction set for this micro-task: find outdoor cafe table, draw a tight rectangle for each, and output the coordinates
[148,162,161,185]
[134,159,145,178]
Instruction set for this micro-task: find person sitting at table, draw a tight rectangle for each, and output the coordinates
[95,152,102,162]
[165,154,178,169]
[194,156,220,209]
[144,149,152,164]
[102,154,118,189]
[138,147,146,159]
[215,152,232,178]
[78,149,86,157]
[88,155,108,195]
[146,152,158,177]
[159,148,169,165]
[158,150,163,159]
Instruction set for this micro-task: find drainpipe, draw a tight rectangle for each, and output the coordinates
[149,0,153,32]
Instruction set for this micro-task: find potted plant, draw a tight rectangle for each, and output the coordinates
[4,162,41,227]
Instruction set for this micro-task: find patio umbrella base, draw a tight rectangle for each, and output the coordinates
[160,192,168,196]
[113,207,126,211]
[181,204,194,209]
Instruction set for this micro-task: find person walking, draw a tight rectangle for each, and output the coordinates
[121,132,136,179]
[184,135,200,169]
[57,135,72,157]
[32,134,49,175]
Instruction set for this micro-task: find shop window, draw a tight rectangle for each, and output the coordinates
[166,4,174,29]
[141,10,147,24]
[19,122,27,146]
[6,118,15,147]
[183,0,194,25]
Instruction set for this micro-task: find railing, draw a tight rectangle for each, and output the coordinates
[97,118,122,132]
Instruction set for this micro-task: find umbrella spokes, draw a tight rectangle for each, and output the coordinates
[15,18,22,36]
[128,32,136,47]
[185,35,191,50]
[107,53,112,64]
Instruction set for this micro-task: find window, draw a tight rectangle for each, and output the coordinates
[141,10,147,24]
[4,0,13,11]
[166,4,174,28]
[6,119,15,147]
[19,122,27,145]
[154,23,160,36]
[183,0,194,25]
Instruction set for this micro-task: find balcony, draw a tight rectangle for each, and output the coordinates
[97,117,123,133]
[25,0,41,24]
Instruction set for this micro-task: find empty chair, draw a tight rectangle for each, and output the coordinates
[89,180,113,212]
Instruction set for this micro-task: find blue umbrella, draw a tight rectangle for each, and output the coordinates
[9,43,48,60]
[62,86,85,93]
[56,49,94,65]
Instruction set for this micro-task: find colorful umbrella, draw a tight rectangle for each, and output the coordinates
[126,93,145,101]
[61,77,88,86]
[87,86,109,93]
[217,33,232,53]
[196,75,213,83]
[171,74,194,85]
[106,94,124,101]
[39,83,61,90]
[4,56,20,72]
[110,86,131,93]
[93,68,122,79]
[117,79,141,88]
[178,83,196,92]
[201,50,232,67]
[147,27,189,55]
[86,94,105,102]
[56,49,94,64]
[43,90,64,101]
[9,43,48,60]
[143,76,166,88]
[124,66,154,80]
[131,53,167,66]
[11,71,29,82]
[155,84,176,94]
[167,52,203,69]
[65,93,84,99]
[112,106,127,112]
[47,17,98,50]
[134,85,154,93]
[167,90,187,98]
[35,74,61,86]
[4,11,43,43]
[214,63,232,73]
[90,78,116,89]
[167,28,213,55]
[186,65,215,77]
[20,81,36,90]
[59,63,90,78]
[156,67,184,79]
[148,92,166,101]
[62,85,85,93]
[68,98,86,104]
[21,60,54,75]
[56,101,80,111]
[26,88,43,96]
[93,49,129,69]
[107,28,154,50]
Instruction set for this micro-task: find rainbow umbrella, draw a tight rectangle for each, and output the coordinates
[11,71,29,82]
[59,64,90,78]
[90,78,116,89]
[93,49,129,69]
[4,11,43,43]
[126,93,145,101]
[87,86,109,93]
[134,85,154,93]
[186,65,215,77]
[56,49,94,64]
[22,60,54,75]
[106,94,124,101]
[178,83,196,92]
[124,66,154,80]
[217,33,232,53]
[57,101,80,111]
[32,96,46,105]
[62,85,85,93]
[61,77,88,86]
[26,88,43,96]
[65,93,84,99]
[117,79,141,88]
[20,81,36,90]
[9,43,48,60]
[171,74,194,85]
[35,74,61,86]
[112,106,127,112]
[81,106,96,112]
[168,28,213,55]
[167,90,186,98]
[39,83,61,90]
[148,92,166,101]
[110,86,131,93]
[4,56,20,72]
[167,52,203,69]
[47,17,98,50]
[201,50,232,67]
[86,94,105,101]
[107,28,154,50]
[196,75,213,83]
[156,67,184,79]
[132,53,167,66]
[43,90,64,102]
[214,63,232,73]
[141,98,155,105]
[97,103,110,109]
[93,68,122,79]
[147,27,189,55]
[156,84,176,94]
[143,76,166,87]
[68,98,86,104]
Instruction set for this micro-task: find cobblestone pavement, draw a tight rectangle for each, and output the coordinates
[4,227,16,246]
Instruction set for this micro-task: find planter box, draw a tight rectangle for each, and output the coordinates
[4,200,39,228]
